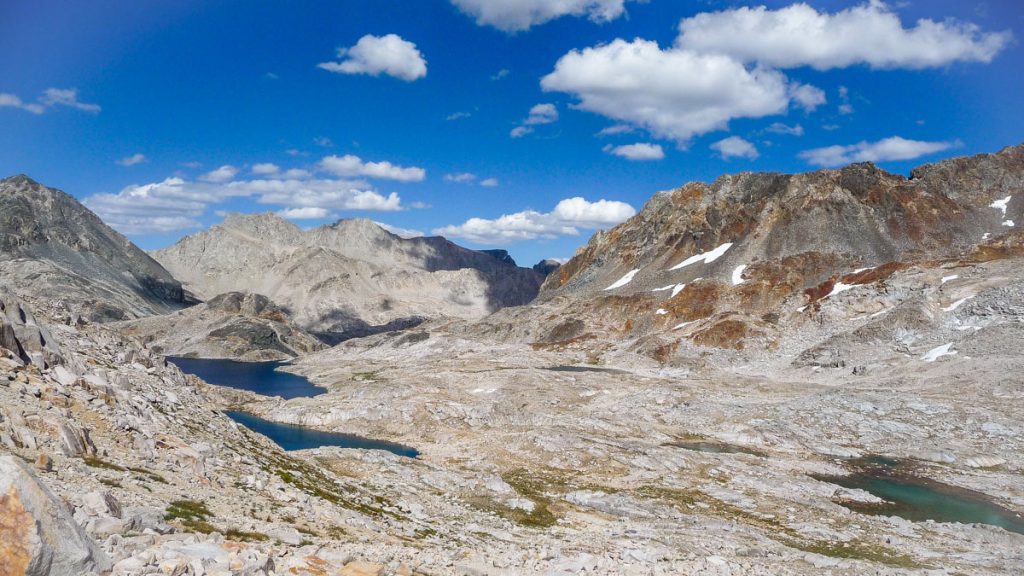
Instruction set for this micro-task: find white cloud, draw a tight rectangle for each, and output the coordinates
[200,165,240,183]
[0,87,98,115]
[318,34,427,81]
[491,68,510,80]
[445,172,477,183]
[480,177,499,187]
[711,136,759,160]
[116,153,147,167]
[84,170,403,235]
[766,122,804,136]
[373,221,425,238]
[511,103,559,138]
[798,136,956,167]
[319,154,426,182]
[282,168,312,180]
[446,111,472,121]
[450,0,632,32]
[789,83,826,112]
[675,1,1011,70]
[251,163,280,175]
[278,207,331,220]
[596,124,635,136]
[604,142,665,161]
[434,197,635,245]
[542,39,792,142]
[313,136,333,147]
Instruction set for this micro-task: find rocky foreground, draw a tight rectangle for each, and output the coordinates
[2,147,1024,575]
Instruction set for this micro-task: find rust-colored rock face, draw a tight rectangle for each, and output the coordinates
[0,488,32,576]
[524,145,1024,352]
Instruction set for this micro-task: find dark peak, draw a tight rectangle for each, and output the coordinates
[479,249,517,266]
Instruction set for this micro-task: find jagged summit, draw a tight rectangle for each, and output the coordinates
[0,175,186,321]
[154,212,544,340]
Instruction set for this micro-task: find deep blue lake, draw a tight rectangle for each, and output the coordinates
[169,356,417,458]
[168,357,326,400]
[224,411,419,458]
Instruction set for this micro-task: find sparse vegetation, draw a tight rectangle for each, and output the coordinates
[83,456,125,471]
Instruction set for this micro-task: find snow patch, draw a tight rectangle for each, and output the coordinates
[673,320,697,331]
[990,195,1011,215]
[852,266,874,274]
[605,269,639,291]
[941,275,958,284]
[825,282,857,299]
[1003,219,1015,227]
[652,284,676,292]
[922,343,957,362]
[982,232,991,240]
[943,297,972,312]
[656,308,668,315]
[669,243,733,271]
[731,264,747,285]
[671,283,686,298]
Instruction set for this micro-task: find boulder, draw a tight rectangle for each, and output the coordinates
[0,454,112,575]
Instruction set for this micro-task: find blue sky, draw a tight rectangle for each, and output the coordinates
[1,0,1021,266]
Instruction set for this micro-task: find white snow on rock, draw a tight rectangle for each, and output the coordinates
[825,282,857,299]
[605,269,640,290]
[1003,219,1015,227]
[669,243,733,271]
[982,232,991,240]
[673,320,698,330]
[652,284,676,292]
[922,343,957,362]
[990,195,1011,215]
[852,266,875,274]
[941,275,958,284]
[731,264,747,285]
[943,296,972,312]
[671,283,686,297]
[656,309,668,315]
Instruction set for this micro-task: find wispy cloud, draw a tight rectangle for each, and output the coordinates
[798,136,958,167]
[0,87,100,115]
[116,153,147,167]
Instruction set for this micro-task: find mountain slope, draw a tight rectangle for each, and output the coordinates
[0,175,186,321]
[468,144,1023,356]
[153,214,544,340]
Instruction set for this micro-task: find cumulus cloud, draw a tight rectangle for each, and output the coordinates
[116,153,147,167]
[84,158,408,235]
[450,0,632,32]
[200,165,240,183]
[251,163,280,175]
[0,87,99,115]
[318,34,427,81]
[434,197,636,244]
[711,136,760,160]
[511,103,559,138]
[319,154,426,182]
[675,1,1011,71]
[543,39,792,143]
[278,207,331,220]
[604,143,665,161]
[798,136,957,167]
[766,122,804,136]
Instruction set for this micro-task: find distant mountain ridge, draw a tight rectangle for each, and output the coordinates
[153,213,544,340]
[0,175,187,321]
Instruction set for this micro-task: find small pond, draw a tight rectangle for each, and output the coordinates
[168,357,326,400]
[818,458,1024,535]
[224,411,419,458]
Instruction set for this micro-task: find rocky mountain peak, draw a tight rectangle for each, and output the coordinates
[0,176,186,321]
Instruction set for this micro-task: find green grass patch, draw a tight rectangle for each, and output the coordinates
[165,500,212,522]
[225,529,269,542]
[83,457,125,471]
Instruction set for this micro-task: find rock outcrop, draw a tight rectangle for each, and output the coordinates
[0,291,62,368]
[0,454,112,576]
[0,175,187,322]
[152,214,544,340]
[119,291,326,361]
[479,145,1024,352]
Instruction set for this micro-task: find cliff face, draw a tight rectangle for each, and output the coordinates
[543,145,1023,300]
[471,145,1024,353]
[0,175,186,321]
[153,214,544,340]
